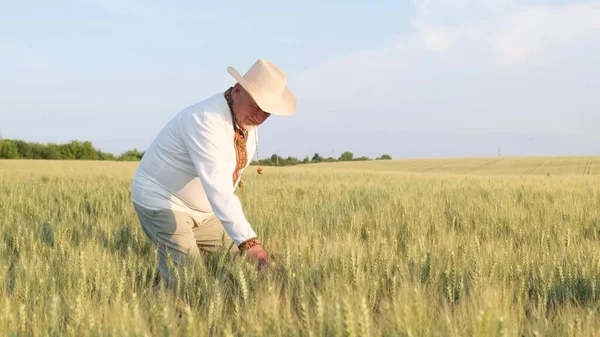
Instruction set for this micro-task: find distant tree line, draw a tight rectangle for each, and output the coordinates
[0,139,144,161]
[0,138,393,164]
[251,151,392,166]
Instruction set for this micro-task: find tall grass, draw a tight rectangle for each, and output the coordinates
[0,158,599,336]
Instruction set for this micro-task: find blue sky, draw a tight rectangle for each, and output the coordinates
[1,0,599,159]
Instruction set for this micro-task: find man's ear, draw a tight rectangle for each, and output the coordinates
[232,83,241,99]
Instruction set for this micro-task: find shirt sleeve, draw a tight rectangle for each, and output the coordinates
[177,109,257,246]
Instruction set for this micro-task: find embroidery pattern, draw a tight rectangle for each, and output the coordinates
[238,237,261,252]
[224,88,248,187]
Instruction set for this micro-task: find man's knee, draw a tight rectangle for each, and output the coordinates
[133,204,203,282]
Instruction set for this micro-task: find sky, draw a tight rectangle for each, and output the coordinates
[1,0,599,159]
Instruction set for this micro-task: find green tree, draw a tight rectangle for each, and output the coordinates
[79,141,99,160]
[0,140,20,159]
[13,140,34,159]
[28,142,46,159]
[270,154,283,166]
[377,154,392,160]
[281,156,296,165]
[60,140,81,160]
[118,149,144,161]
[339,151,354,161]
[303,156,310,164]
[98,151,116,161]
[311,153,323,163]
[42,144,62,160]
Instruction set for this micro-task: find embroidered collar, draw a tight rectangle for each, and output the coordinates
[225,87,249,187]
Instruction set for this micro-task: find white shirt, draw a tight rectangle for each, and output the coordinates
[131,91,257,245]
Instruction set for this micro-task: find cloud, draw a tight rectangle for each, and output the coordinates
[290,0,600,140]
[491,3,600,64]
[411,0,600,64]
[417,24,455,52]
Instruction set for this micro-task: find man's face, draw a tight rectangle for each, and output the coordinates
[232,84,271,131]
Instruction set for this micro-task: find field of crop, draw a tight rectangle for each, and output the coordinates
[0,157,599,336]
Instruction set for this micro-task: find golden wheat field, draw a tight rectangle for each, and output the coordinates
[0,157,599,337]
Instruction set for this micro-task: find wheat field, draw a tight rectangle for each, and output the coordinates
[0,157,599,336]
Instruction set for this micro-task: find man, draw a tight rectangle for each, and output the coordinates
[131,59,296,283]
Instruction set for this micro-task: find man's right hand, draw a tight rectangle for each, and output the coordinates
[244,244,271,270]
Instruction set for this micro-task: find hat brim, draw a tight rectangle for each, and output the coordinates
[227,66,296,116]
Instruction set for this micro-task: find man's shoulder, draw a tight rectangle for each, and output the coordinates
[179,92,228,120]
[176,91,233,134]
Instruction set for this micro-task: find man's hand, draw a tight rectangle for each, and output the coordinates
[244,244,271,270]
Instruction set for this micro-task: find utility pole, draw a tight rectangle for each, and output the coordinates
[498,146,501,157]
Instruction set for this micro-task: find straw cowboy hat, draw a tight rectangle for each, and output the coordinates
[227,59,297,116]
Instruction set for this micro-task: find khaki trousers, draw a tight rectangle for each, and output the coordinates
[133,202,238,284]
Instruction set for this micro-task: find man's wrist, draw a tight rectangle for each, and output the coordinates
[238,237,261,252]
